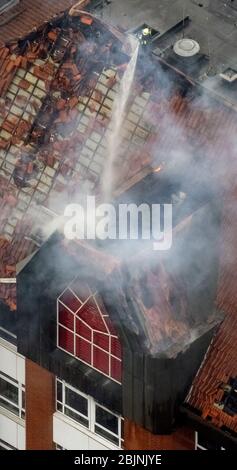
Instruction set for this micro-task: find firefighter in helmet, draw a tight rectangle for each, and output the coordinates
[138,27,152,47]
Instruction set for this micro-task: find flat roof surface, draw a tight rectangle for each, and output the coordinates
[102,0,237,107]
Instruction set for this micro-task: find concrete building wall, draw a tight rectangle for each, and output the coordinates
[0,340,25,385]
[53,412,120,450]
[0,338,25,449]
[0,412,25,449]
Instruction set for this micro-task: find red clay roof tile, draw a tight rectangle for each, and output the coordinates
[0,1,83,45]
[186,192,237,435]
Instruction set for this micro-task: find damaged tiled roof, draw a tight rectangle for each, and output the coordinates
[0,13,232,269]
[186,191,237,437]
[0,10,126,239]
[0,7,154,307]
[94,200,222,358]
[0,6,235,242]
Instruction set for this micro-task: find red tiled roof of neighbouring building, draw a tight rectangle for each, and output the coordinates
[0,0,84,45]
[186,190,237,436]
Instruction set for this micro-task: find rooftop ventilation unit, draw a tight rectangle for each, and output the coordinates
[219,67,237,83]
[173,38,200,58]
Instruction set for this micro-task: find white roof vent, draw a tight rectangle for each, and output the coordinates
[173,38,200,58]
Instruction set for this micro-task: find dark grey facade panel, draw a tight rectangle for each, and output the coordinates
[123,327,218,434]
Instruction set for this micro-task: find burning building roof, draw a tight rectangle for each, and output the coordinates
[16,207,221,434]
[0,3,237,440]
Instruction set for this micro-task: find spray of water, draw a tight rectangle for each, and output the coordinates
[102,36,139,201]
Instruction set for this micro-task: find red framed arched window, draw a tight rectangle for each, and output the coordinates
[57,277,122,383]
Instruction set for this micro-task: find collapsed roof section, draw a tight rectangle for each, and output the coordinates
[100,203,222,358]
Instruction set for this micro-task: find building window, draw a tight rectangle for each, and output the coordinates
[0,326,17,345]
[56,379,124,448]
[214,378,237,417]
[195,432,225,450]
[0,0,18,15]
[0,371,25,419]
[95,403,123,446]
[56,378,89,428]
[0,438,16,450]
[55,443,67,450]
[57,278,122,383]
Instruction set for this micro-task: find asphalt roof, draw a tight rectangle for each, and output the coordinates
[104,0,237,109]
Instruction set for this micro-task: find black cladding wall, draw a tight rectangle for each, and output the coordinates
[122,329,217,434]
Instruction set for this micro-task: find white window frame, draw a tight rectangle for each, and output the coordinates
[94,401,123,446]
[0,326,17,343]
[0,438,17,450]
[0,371,25,419]
[56,378,124,448]
[55,443,67,450]
[57,378,90,429]
[56,279,122,384]
[195,431,226,450]
[195,431,206,450]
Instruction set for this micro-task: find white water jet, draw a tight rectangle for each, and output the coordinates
[102,36,139,200]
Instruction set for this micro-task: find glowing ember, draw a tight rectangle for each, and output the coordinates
[153,165,162,173]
